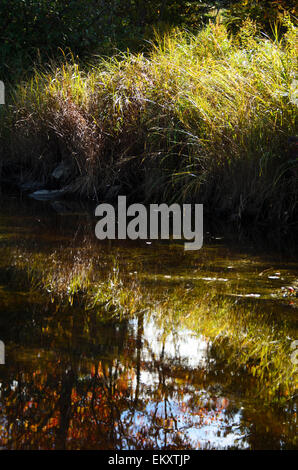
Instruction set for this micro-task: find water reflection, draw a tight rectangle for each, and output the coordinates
[0,195,297,450]
[0,300,296,450]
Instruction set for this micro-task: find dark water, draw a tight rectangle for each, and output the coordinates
[0,194,297,450]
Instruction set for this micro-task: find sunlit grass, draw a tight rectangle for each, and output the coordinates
[1,20,297,223]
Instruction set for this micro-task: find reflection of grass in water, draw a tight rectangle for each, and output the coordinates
[152,289,297,402]
[7,247,298,402]
[8,247,145,319]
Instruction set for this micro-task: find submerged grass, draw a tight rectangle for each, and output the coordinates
[1,20,297,225]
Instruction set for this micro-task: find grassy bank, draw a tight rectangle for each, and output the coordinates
[1,21,297,226]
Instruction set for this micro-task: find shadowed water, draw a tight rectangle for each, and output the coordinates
[0,194,297,450]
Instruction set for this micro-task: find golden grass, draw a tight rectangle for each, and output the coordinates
[1,20,297,223]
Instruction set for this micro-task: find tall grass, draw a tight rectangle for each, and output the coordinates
[1,21,297,225]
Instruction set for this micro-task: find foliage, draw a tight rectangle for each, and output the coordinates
[0,0,219,78]
[1,1,296,79]
[224,0,298,34]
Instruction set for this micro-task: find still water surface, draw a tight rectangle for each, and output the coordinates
[0,195,297,449]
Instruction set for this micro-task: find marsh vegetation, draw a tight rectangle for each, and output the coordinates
[1,19,297,228]
[0,1,297,451]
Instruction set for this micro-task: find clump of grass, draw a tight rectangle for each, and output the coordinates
[1,21,297,224]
